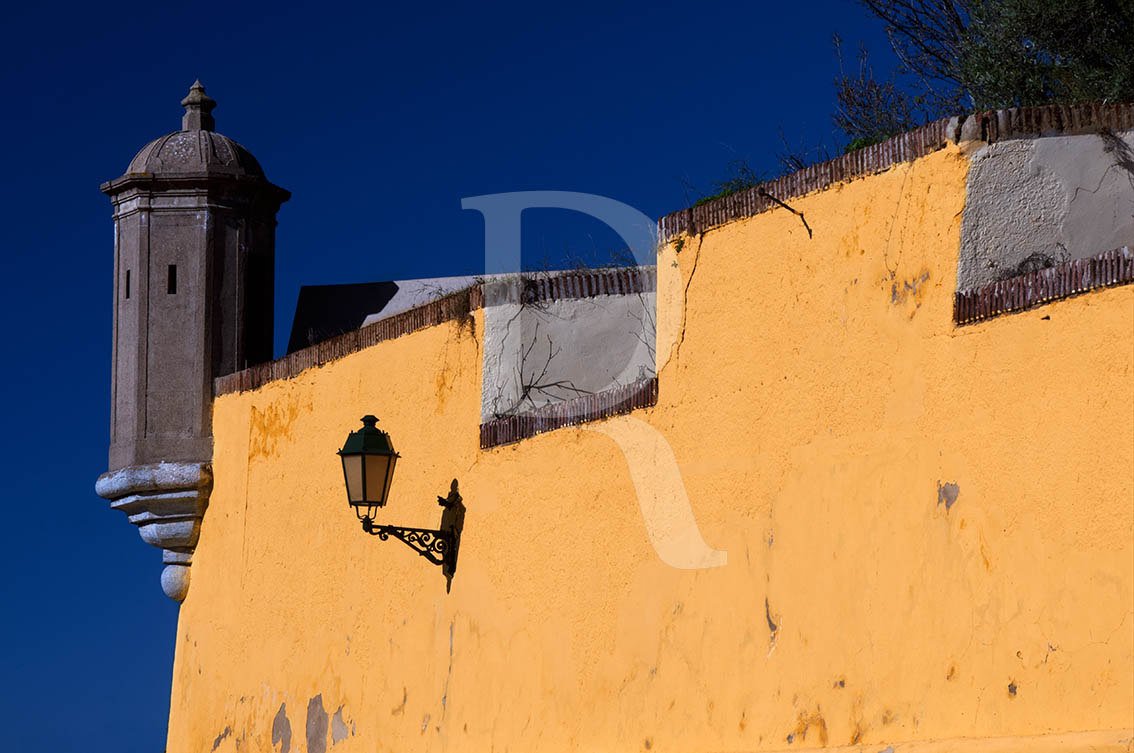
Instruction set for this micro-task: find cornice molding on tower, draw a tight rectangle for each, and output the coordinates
[95,462,213,601]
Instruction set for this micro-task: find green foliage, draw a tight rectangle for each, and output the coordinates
[832,37,932,149]
[837,0,1134,146]
[703,0,1133,202]
[692,160,763,207]
[844,135,882,153]
[961,0,1134,108]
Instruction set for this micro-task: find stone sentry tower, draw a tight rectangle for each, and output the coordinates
[95,82,289,600]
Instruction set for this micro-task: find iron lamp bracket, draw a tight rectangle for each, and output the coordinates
[362,519,453,568]
[358,480,465,590]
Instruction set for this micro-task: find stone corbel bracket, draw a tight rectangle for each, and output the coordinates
[95,462,212,601]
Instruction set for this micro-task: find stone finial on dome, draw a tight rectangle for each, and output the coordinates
[180,79,216,132]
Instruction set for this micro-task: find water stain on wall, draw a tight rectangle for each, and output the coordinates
[249,397,305,460]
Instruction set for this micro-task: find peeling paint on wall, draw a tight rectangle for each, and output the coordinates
[306,695,328,753]
[891,270,930,306]
[331,705,349,744]
[272,703,291,753]
[765,597,779,656]
[937,481,960,511]
[211,726,231,751]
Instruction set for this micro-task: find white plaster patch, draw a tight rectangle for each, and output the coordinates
[959,131,1134,289]
[480,279,655,422]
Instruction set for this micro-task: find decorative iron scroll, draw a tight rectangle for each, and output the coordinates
[362,519,452,567]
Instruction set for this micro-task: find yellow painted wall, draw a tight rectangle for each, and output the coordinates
[168,145,1134,753]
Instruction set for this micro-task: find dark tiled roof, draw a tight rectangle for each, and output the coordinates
[286,281,399,354]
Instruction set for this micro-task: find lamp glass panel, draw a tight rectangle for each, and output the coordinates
[382,455,398,505]
[364,454,391,504]
[342,455,364,502]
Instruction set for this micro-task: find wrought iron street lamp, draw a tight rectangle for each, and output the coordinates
[338,416,464,589]
[337,415,399,520]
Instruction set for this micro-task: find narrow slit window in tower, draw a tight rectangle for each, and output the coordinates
[125,270,131,300]
[168,264,177,294]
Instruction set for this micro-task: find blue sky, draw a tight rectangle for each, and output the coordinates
[0,1,896,749]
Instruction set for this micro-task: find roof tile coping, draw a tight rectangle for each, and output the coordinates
[658,102,1134,243]
[480,376,659,449]
[214,266,657,396]
[954,246,1133,325]
[215,101,1134,397]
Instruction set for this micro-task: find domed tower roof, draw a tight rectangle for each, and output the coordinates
[103,81,289,205]
[122,80,266,178]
